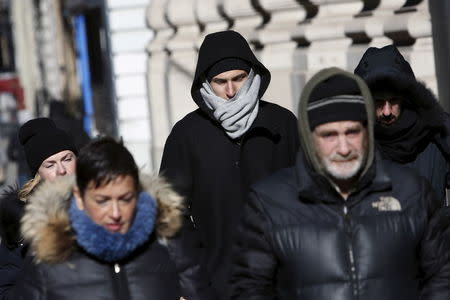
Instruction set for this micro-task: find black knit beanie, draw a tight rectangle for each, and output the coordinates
[308,74,367,130]
[206,57,251,82]
[19,118,78,176]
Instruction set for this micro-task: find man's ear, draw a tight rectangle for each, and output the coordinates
[73,186,84,210]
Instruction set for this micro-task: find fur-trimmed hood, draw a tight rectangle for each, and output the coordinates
[20,175,183,263]
[354,45,446,131]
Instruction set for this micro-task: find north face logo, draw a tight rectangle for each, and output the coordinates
[372,196,402,211]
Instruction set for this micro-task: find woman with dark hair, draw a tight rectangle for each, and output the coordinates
[11,137,211,300]
[0,118,78,299]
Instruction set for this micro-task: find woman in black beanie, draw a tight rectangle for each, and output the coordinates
[0,117,78,299]
[17,118,78,201]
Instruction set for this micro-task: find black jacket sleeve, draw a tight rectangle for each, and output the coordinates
[0,188,26,299]
[0,244,25,300]
[231,191,277,300]
[432,113,450,194]
[166,217,217,299]
[419,180,450,300]
[9,255,46,300]
[0,187,23,248]
[160,122,194,209]
[160,123,217,299]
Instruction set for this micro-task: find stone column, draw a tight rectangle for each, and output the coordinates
[165,0,199,125]
[302,0,364,77]
[222,0,264,41]
[257,0,307,112]
[10,0,41,113]
[38,0,65,103]
[195,0,229,48]
[405,1,437,94]
[146,0,175,171]
[108,0,153,171]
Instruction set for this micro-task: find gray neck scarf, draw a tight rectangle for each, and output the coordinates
[200,69,261,139]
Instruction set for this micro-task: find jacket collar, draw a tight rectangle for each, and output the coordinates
[294,150,391,205]
[69,192,157,262]
[21,175,183,264]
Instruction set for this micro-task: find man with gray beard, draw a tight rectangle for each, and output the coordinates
[231,68,450,300]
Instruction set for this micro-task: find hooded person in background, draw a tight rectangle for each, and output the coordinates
[160,30,299,297]
[0,118,77,299]
[354,45,450,206]
[231,68,450,299]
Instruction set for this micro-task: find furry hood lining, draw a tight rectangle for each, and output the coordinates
[21,174,183,263]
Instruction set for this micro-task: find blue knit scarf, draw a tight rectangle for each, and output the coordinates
[69,192,157,262]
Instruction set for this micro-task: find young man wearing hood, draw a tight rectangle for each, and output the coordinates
[160,30,299,297]
[231,68,450,299]
[354,45,450,206]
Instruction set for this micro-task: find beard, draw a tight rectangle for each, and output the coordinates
[321,151,365,181]
[377,114,398,126]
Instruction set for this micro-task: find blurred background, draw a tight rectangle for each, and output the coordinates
[0,0,448,185]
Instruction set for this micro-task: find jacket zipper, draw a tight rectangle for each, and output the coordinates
[112,263,130,300]
[343,204,358,298]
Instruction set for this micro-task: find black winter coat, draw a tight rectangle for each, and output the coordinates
[160,30,300,296]
[404,114,450,205]
[231,151,450,300]
[11,176,212,300]
[161,102,299,294]
[0,188,26,300]
[15,238,180,300]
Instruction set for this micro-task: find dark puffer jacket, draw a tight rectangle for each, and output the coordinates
[354,45,450,205]
[11,176,211,300]
[231,68,450,299]
[160,30,299,297]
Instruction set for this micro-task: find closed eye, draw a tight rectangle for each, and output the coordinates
[232,73,247,82]
[212,79,227,85]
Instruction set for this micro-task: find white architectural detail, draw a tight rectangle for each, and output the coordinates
[222,0,264,40]
[195,0,229,48]
[38,0,65,102]
[146,0,175,170]
[10,0,42,112]
[304,1,364,76]
[165,0,198,125]
[258,0,307,111]
[107,0,153,171]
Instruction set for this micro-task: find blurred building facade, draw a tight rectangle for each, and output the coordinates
[9,0,154,171]
[5,0,442,172]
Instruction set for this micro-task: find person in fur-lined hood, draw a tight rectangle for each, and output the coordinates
[10,137,212,300]
[355,45,450,205]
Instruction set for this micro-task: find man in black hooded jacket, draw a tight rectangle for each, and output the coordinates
[231,67,450,299]
[354,45,450,206]
[160,30,299,297]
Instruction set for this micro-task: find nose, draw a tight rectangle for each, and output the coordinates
[111,202,121,220]
[381,100,393,116]
[225,82,236,99]
[56,163,67,176]
[336,135,351,157]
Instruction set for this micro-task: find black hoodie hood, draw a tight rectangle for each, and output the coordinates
[190,30,271,117]
[354,45,446,131]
